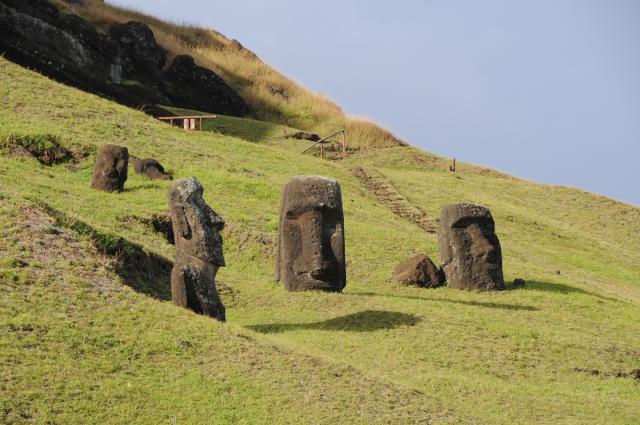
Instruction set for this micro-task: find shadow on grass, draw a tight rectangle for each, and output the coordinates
[248,310,420,334]
[40,203,172,301]
[123,183,162,193]
[347,292,539,311]
[511,280,619,303]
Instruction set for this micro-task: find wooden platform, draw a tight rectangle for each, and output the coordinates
[158,115,217,131]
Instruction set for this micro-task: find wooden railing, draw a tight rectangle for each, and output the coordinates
[300,128,346,158]
[158,115,217,131]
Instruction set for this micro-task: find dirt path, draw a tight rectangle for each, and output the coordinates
[351,166,437,234]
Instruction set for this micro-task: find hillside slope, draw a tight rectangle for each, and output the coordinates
[0,0,402,150]
[1,58,639,424]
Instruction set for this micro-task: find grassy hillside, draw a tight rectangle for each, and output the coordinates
[50,0,403,150]
[1,58,639,424]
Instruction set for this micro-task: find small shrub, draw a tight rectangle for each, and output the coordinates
[0,270,28,285]
[44,225,63,235]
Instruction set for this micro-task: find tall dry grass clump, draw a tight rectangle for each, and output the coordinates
[52,0,404,149]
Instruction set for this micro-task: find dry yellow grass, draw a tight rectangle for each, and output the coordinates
[52,0,404,149]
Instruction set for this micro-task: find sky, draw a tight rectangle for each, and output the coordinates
[110,0,640,206]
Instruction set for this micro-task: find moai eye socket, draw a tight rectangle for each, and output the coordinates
[286,210,300,220]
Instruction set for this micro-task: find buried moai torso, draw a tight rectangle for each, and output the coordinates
[438,203,505,291]
[168,177,226,321]
[134,158,172,180]
[276,176,346,292]
[90,144,128,192]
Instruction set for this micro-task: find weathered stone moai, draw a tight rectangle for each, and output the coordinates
[168,177,226,321]
[393,254,445,288]
[276,176,346,292]
[90,144,128,192]
[438,203,505,290]
[134,158,172,180]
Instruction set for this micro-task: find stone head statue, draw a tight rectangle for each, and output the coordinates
[438,203,504,291]
[276,176,346,292]
[90,144,128,192]
[168,176,225,266]
[134,158,173,180]
[168,177,226,320]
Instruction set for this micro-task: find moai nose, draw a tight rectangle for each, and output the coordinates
[303,211,329,279]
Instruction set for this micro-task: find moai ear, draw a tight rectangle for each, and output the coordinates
[171,202,191,239]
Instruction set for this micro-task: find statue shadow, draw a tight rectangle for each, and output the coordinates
[122,182,162,193]
[248,310,420,334]
[346,292,539,311]
[42,204,172,301]
[509,280,620,303]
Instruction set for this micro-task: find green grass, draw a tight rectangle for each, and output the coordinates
[161,105,333,154]
[1,58,639,424]
[52,0,405,150]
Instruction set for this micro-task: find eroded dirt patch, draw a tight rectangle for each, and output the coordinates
[1,134,89,166]
[120,212,175,244]
[41,205,173,301]
[0,204,119,293]
[572,367,640,381]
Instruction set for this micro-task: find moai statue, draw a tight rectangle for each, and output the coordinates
[276,176,346,292]
[438,203,505,290]
[168,177,226,321]
[90,144,128,192]
[134,158,173,180]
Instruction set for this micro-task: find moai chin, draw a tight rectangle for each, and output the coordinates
[438,203,505,291]
[90,144,128,192]
[276,176,346,292]
[168,177,226,321]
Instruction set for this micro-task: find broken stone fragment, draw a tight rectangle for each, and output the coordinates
[393,254,445,288]
[513,278,526,287]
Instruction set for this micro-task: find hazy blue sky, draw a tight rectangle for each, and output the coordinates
[110,0,640,205]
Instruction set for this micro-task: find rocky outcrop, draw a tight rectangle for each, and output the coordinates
[513,278,526,288]
[109,21,166,74]
[0,1,99,78]
[0,0,248,117]
[1,0,59,23]
[164,55,249,117]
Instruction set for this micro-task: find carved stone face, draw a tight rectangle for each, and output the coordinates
[90,144,128,192]
[438,203,504,290]
[168,177,225,266]
[276,176,346,292]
